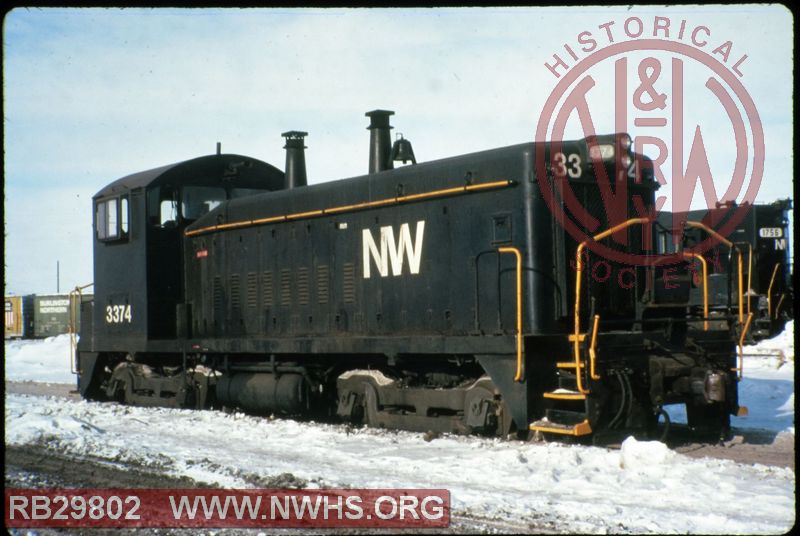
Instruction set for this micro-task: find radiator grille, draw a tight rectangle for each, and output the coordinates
[280,269,292,307]
[247,272,258,308]
[262,271,274,307]
[297,267,310,306]
[213,276,223,318]
[230,274,241,309]
[317,265,330,304]
[343,263,356,304]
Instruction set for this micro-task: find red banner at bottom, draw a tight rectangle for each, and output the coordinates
[5,488,450,528]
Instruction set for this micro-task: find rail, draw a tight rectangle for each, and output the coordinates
[498,247,524,382]
[186,179,515,237]
[682,251,709,331]
[734,242,754,315]
[68,283,93,375]
[774,294,786,320]
[573,217,651,393]
[734,312,754,380]
[766,263,781,320]
[588,314,601,380]
[742,349,787,367]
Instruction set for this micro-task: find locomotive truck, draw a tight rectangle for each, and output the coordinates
[75,110,752,441]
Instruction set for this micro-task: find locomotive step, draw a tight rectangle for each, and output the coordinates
[529,418,592,436]
[545,408,588,425]
[556,372,581,391]
[556,361,584,369]
[543,389,586,400]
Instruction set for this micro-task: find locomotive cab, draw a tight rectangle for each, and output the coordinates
[77,154,284,396]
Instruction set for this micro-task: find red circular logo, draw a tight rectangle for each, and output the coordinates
[536,37,764,267]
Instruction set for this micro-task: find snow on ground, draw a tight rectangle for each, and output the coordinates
[4,323,796,533]
[4,334,75,384]
[5,394,795,534]
[745,320,795,363]
[733,322,794,433]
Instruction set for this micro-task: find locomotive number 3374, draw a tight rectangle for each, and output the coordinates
[105,304,132,324]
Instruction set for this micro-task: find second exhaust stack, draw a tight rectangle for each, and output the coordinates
[282,131,308,189]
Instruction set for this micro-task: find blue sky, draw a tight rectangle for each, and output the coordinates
[3,6,793,294]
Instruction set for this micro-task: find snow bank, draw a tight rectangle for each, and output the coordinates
[619,436,675,470]
[748,320,794,356]
[4,334,75,384]
[5,395,796,534]
[731,320,793,433]
[743,320,795,380]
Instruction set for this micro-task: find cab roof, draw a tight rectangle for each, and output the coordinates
[94,154,285,199]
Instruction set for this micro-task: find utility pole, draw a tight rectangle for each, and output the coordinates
[57,260,60,293]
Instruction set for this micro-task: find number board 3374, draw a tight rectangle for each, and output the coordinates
[106,304,132,324]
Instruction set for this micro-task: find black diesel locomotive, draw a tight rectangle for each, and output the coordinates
[657,200,793,340]
[76,110,752,440]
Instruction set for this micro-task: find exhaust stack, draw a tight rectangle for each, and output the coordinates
[366,110,394,174]
[282,131,308,189]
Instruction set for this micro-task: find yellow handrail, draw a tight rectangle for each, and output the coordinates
[684,221,744,323]
[742,242,753,315]
[682,251,709,331]
[766,263,780,320]
[187,179,514,237]
[498,247,524,382]
[573,217,651,393]
[733,241,754,315]
[588,314,601,380]
[68,283,94,375]
[734,312,754,380]
[775,294,786,320]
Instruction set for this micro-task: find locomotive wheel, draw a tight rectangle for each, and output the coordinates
[106,363,134,404]
[463,384,497,435]
[463,378,513,437]
[687,402,732,442]
[338,371,513,436]
[362,381,382,428]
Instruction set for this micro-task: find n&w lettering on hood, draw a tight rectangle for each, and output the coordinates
[362,221,425,278]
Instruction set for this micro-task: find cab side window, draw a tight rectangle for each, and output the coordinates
[160,198,178,226]
[182,186,225,221]
[148,187,179,228]
[96,196,129,241]
[121,197,129,234]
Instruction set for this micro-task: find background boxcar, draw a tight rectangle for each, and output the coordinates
[4,295,33,339]
[31,293,93,338]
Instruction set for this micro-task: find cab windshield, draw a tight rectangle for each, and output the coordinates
[181,186,226,221]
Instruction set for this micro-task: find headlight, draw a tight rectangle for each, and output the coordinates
[620,154,632,168]
[619,134,633,151]
[589,144,615,160]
